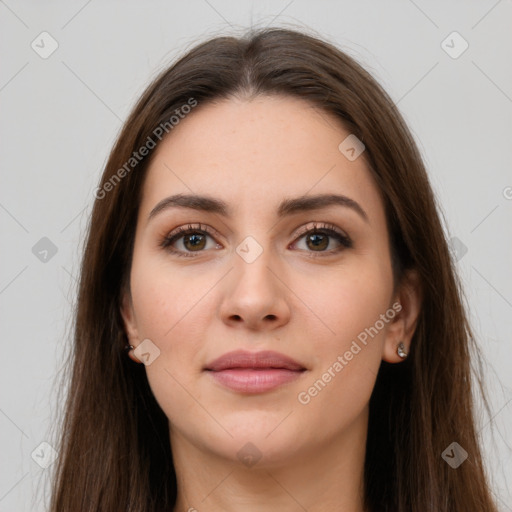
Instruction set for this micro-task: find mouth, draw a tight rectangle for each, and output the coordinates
[203,350,307,394]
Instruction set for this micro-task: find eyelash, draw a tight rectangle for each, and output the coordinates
[159,222,353,258]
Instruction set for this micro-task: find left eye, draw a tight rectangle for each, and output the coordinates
[292,227,352,254]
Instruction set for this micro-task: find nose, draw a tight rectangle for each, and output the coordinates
[218,249,291,332]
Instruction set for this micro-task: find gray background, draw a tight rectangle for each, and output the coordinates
[1,1,511,510]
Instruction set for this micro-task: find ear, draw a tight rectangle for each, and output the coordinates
[120,290,143,364]
[382,269,422,363]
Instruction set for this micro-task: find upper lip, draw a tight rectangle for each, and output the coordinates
[204,350,306,371]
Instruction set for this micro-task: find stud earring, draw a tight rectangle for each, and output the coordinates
[397,342,408,359]
[125,344,134,351]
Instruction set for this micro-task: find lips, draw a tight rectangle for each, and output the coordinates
[204,349,306,372]
[204,350,306,394]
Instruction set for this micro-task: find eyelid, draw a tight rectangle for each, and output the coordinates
[164,222,220,242]
[291,221,349,241]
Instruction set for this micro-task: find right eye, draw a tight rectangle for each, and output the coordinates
[160,223,222,257]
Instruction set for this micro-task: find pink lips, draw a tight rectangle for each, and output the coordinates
[204,350,306,393]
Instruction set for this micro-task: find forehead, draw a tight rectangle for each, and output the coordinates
[139,95,384,224]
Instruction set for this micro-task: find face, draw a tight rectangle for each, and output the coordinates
[121,95,412,467]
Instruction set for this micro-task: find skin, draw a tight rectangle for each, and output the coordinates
[121,95,421,512]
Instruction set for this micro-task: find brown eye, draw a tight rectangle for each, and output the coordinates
[160,224,220,257]
[305,232,329,251]
[292,223,352,256]
[181,232,207,251]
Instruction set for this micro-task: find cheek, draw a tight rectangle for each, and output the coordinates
[130,253,208,339]
[295,260,392,404]
[129,254,217,389]
[299,256,393,348]
[129,261,213,426]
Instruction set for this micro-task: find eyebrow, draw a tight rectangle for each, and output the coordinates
[148,193,369,223]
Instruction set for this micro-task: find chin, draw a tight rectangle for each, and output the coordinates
[214,417,306,461]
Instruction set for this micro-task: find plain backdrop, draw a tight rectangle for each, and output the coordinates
[1,1,511,510]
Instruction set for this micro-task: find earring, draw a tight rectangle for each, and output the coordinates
[125,344,134,351]
[397,342,408,359]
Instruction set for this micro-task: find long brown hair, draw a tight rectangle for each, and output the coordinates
[48,27,499,511]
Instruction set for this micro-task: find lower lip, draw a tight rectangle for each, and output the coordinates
[206,368,305,393]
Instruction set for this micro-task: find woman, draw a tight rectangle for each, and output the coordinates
[49,27,499,511]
